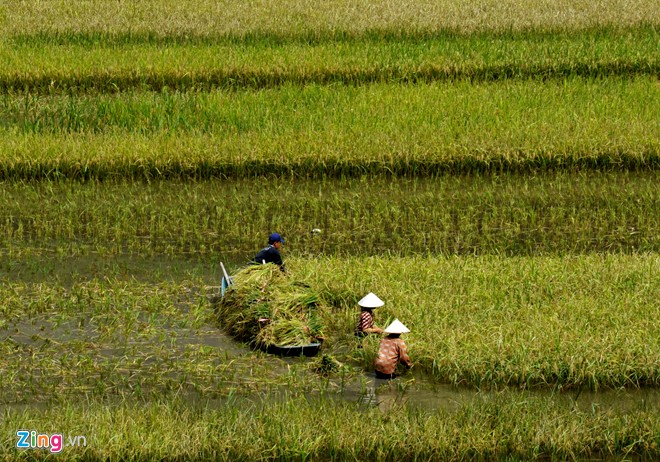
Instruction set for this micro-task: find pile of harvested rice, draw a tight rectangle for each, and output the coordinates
[216,264,324,348]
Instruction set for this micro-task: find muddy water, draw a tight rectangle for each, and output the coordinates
[2,317,251,358]
[0,254,226,285]
[324,367,660,414]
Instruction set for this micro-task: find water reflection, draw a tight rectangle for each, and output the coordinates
[357,377,414,413]
[341,371,660,415]
[347,372,471,413]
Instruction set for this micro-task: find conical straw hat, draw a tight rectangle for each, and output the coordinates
[357,292,384,308]
[384,319,410,334]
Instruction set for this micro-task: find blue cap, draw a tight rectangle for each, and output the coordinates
[268,232,284,244]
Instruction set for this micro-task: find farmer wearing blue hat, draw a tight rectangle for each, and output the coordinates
[253,232,286,272]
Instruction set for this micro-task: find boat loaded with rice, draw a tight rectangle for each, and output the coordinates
[217,263,324,357]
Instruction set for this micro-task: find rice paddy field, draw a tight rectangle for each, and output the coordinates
[0,1,659,460]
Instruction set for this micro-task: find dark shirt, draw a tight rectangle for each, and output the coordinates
[253,245,285,271]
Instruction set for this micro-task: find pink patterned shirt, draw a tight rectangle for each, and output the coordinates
[374,337,412,375]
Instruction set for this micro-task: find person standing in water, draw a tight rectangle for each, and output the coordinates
[374,319,412,379]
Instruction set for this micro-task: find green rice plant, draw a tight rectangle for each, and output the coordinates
[0,393,659,461]
[298,254,660,390]
[0,77,657,179]
[0,173,657,257]
[1,26,658,94]
[1,77,658,139]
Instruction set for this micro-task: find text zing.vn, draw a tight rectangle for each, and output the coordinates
[16,430,87,453]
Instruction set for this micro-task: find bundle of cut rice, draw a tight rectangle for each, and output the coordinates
[217,265,324,348]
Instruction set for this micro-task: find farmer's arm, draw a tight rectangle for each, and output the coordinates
[398,341,413,369]
[364,326,384,334]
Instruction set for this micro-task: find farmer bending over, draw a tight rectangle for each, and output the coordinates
[374,319,412,380]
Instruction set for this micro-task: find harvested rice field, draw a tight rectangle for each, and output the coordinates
[0,1,658,460]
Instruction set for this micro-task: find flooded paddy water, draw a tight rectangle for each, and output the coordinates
[2,269,658,416]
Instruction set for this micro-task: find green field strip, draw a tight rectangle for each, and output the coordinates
[1,26,657,93]
[2,78,657,136]
[0,76,658,178]
[1,174,657,256]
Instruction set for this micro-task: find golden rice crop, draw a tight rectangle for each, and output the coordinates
[216,265,325,347]
[2,0,659,37]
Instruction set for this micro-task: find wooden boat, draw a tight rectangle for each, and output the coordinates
[220,262,322,358]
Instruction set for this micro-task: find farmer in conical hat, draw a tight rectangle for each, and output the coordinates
[374,319,412,380]
[355,292,384,337]
[253,232,286,272]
